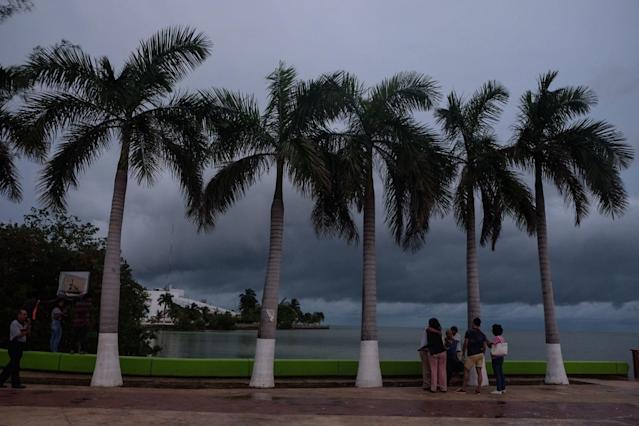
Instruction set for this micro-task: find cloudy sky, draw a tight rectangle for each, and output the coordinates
[1,0,637,329]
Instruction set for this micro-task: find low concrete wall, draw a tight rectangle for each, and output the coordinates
[0,350,629,377]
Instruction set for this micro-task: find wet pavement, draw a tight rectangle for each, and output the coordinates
[0,380,638,425]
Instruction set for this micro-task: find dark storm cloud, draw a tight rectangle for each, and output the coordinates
[1,1,638,313]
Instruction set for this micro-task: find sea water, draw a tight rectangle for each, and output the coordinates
[155,326,639,370]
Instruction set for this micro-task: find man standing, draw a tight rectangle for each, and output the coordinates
[457,317,487,394]
[72,296,91,353]
[0,309,30,389]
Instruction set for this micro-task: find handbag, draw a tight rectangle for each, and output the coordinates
[491,342,508,357]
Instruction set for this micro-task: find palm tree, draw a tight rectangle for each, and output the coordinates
[18,27,212,387]
[194,63,341,388]
[435,82,535,330]
[158,292,174,322]
[0,65,42,201]
[512,71,633,384]
[313,72,452,387]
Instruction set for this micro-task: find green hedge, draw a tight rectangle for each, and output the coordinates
[0,349,629,378]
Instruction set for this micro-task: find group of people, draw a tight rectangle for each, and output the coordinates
[0,295,92,389]
[49,296,92,353]
[418,317,507,395]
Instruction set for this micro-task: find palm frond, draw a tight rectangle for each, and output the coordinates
[370,71,440,116]
[0,140,21,201]
[124,26,211,98]
[15,91,109,158]
[25,41,102,97]
[38,121,114,209]
[265,61,297,131]
[311,149,360,244]
[194,153,273,230]
[465,80,509,134]
[201,88,272,161]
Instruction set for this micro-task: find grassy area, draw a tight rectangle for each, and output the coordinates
[0,349,629,377]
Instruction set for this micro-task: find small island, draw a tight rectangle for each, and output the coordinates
[146,288,327,331]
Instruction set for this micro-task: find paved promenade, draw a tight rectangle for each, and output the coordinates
[1,379,638,425]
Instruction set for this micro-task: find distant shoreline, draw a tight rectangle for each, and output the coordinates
[146,323,330,331]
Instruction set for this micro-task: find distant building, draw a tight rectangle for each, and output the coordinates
[144,287,238,325]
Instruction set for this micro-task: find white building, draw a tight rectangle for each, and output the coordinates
[144,287,238,325]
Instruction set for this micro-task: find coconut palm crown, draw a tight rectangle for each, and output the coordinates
[312,72,453,387]
[17,26,212,387]
[511,70,633,384]
[436,81,536,330]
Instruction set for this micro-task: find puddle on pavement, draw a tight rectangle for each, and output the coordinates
[224,393,284,401]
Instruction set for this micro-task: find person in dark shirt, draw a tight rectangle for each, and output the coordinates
[72,296,92,353]
[426,318,447,392]
[457,317,487,394]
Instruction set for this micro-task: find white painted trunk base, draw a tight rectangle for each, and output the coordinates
[467,357,489,387]
[355,340,383,388]
[250,338,275,388]
[90,333,123,387]
[545,343,569,384]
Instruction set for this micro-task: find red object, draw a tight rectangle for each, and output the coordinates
[32,300,40,321]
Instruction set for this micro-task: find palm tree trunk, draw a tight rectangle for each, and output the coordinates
[250,159,284,388]
[534,162,569,385]
[356,157,383,388]
[466,189,480,330]
[464,190,488,387]
[90,142,129,387]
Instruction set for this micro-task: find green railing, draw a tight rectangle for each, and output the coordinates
[0,349,629,377]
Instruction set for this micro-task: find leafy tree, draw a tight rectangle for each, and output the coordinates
[17,27,212,387]
[313,72,452,387]
[511,71,633,384]
[435,81,535,329]
[0,208,157,356]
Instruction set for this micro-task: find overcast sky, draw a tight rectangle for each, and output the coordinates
[1,0,637,327]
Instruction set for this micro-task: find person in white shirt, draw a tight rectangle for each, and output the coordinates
[418,324,431,390]
[451,325,462,361]
[0,309,30,389]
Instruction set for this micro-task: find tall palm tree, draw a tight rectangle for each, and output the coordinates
[512,71,633,384]
[194,63,341,388]
[18,27,212,386]
[0,65,42,201]
[436,82,535,330]
[312,72,452,387]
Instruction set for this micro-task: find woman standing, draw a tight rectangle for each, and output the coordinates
[489,324,507,395]
[426,318,447,392]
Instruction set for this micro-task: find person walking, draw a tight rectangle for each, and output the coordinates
[457,317,488,394]
[489,324,507,395]
[426,318,447,393]
[50,299,66,352]
[0,309,30,389]
[72,296,91,353]
[418,324,431,390]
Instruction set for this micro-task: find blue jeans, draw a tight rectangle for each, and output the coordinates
[50,320,62,352]
[492,357,505,391]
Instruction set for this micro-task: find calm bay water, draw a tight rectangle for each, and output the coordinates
[155,326,639,368]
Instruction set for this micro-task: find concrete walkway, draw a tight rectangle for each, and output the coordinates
[1,380,638,425]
